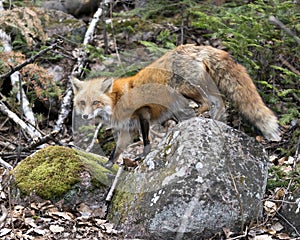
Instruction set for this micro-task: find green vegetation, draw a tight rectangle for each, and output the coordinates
[268,163,300,190]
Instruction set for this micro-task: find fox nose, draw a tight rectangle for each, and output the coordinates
[82,114,89,120]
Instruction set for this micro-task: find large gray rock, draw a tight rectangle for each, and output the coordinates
[109,117,269,239]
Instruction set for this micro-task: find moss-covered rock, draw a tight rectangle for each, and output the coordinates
[12,146,118,202]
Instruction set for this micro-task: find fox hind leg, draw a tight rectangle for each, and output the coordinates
[178,81,226,121]
[136,107,151,160]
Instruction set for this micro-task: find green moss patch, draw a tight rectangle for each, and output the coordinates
[13,146,118,200]
[13,146,82,199]
[76,150,118,187]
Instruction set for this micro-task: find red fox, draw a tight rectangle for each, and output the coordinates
[72,44,281,167]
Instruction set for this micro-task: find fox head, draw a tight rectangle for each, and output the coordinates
[71,77,113,123]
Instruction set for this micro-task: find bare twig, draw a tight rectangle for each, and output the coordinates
[0,1,4,11]
[107,2,122,66]
[0,204,8,228]
[0,157,13,170]
[105,165,124,202]
[0,40,63,79]
[86,123,103,152]
[227,227,248,240]
[276,211,300,237]
[268,16,300,46]
[279,55,300,76]
[22,130,59,151]
[0,100,38,139]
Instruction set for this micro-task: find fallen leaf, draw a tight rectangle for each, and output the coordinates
[254,234,273,240]
[49,211,73,220]
[95,218,107,226]
[33,227,47,235]
[223,227,234,238]
[274,188,286,200]
[77,203,92,218]
[13,205,24,218]
[102,222,120,234]
[276,232,290,239]
[0,228,11,237]
[271,222,284,232]
[264,200,277,214]
[49,224,64,233]
[277,157,286,165]
[286,156,295,165]
[256,135,264,142]
[123,158,138,168]
[24,217,38,228]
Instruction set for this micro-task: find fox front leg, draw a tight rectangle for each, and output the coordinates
[105,130,132,168]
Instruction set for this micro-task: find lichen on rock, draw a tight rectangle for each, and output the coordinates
[109,117,269,239]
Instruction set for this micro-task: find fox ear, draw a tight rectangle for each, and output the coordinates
[71,76,84,94]
[101,78,113,93]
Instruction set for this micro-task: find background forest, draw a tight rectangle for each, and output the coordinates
[0,0,299,239]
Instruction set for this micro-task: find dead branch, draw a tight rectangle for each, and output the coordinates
[0,29,42,139]
[268,16,300,46]
[10,72,42,138]
[72,0,112,76]
[86,123,103,152]
[0,100,38,139]
[0,157,13,170]
[21,130,59,151]
[0,204,8,228]
[0,40,63,79]
[0,29,12,52]
[53,84,73,132]
[105,165,124,202]
[279,55,300,76]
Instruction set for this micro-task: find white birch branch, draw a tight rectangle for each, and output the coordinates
[10,72,42,138]
[105,165,124,202]
[86,122,103,152]
[72,0,112,76]
[55,0,112,133]
[0,100,37,139]
[0,1,4,11]
[0,29,12,52]
[0,30,41,139]
[0,157,13,170]
[53,84,73,132]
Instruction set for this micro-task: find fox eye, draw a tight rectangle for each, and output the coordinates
[92,100,100,105]
[80,100,85,106]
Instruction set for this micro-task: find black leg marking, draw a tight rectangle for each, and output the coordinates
[139,117,151,156]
